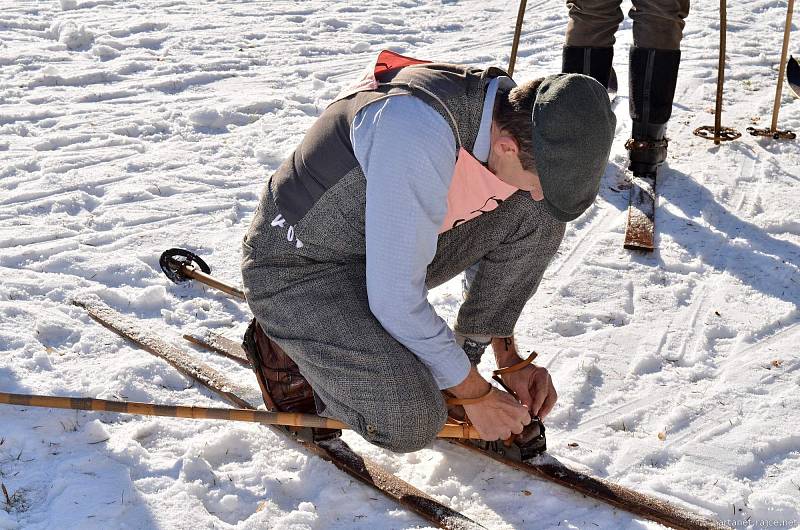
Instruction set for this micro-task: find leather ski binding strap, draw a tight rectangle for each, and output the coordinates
[746,126,796,140]
[489,351,548,460]
[624,138,669,151]
[493,351,538,376]
[445,386,493,406]
[450,351,547,460]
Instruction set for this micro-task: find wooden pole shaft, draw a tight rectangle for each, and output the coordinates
[179,263,246,300]
[508,0,528,77]
[772,0,795,131]
[715,0,728,145]
[0,392,480,440]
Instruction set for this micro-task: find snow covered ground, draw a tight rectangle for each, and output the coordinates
[1,0,799,528]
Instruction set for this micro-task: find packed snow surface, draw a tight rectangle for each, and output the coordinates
[1,0,799,529]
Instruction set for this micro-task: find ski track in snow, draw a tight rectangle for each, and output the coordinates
[1,0,799,529]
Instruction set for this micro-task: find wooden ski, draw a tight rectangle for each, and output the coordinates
[160,255,730,528]
[73,297,253,409]
[184,330,249,366]
[454,441,729,530]
[187,328,730,530]
[623,172,657,251]
[72,297,483,530]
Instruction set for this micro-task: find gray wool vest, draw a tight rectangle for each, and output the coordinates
[248,62,507,259]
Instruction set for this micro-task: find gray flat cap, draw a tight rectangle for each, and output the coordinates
[531,74,616,222]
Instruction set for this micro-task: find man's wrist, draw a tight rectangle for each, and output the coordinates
[447,365,492,399]
[492,336,524,368]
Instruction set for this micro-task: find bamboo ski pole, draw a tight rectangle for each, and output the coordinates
[714,0,726,144]
[773,0,794,130]
[0,392,481,440]
[748,0,796,139]
[693,0,741,143]
[507,0,528,77]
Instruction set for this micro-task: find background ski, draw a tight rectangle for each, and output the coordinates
[73,297,253,409]
[186,328,729,530]
[623,172,657,251]
[184,330,250,366]
[71,297,484,530]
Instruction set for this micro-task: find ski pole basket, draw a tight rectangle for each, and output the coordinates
[160,248,212,283]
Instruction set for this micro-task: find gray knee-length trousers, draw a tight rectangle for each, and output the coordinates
[241,186,565,452]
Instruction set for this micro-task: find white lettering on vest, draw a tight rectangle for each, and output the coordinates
[271,214,286,228]
[271,214,303,248]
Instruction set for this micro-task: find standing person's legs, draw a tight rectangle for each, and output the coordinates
[564,0,624,47]
[629,0,690,50]
[626,0,689,173]
[562,0,624,88]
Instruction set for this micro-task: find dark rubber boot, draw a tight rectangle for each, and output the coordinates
[627,47,681,175]
[562,46,614,89]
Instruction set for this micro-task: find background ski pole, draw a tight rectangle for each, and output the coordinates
[747,0,796,140]
[160,248,246,300]
[694,0,741,144]
[0,392,482,440]
[507,0,527,77]
[178,261,245,300]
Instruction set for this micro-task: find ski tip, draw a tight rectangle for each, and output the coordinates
[788,56,800,98]
[70,295,101,309]
[623,242,655,252]
[607,66,618,101]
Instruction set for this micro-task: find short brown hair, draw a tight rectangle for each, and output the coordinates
[492,78,543,172]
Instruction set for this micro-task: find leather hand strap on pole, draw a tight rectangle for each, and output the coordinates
[493,351,538,376]
[445,386,493,406]
[492,351,539,404]
[443,352,539,441]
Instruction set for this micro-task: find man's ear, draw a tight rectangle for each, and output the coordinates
[495,135,519,157]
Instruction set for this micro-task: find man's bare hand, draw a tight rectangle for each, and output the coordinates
[492,336,558,419]
[500,365,557,419]
[462,388,531,441]
[447,366,531,441]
